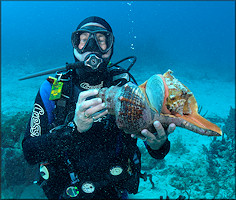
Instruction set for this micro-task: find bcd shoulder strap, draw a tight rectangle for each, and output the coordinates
[52,79,76,127]
[47,70,78,128]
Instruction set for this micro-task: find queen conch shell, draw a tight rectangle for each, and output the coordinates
[97,69,222,136]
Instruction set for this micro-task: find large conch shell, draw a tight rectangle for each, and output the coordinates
[97,70,222,136]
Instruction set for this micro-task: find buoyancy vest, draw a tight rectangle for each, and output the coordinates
[37,67,142,199]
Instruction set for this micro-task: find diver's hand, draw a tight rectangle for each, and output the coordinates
[74,89,108,133]
[132,121,176,150]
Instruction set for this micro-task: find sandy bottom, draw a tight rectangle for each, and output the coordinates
[1,64,235,199]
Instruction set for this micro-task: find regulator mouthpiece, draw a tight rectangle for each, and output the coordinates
[84,53,103,70]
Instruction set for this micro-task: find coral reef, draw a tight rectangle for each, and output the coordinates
[222,106,235,142]
[1,107,235,199]
[1,112,40,199]
[138,140,161,171]
[1,111,31,149]
[137,107,235,199]
[169,135,189,155]
[201,107,235,199]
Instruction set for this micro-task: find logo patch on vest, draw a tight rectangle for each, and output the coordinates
[30,103,44,137]
[80,81,104,90]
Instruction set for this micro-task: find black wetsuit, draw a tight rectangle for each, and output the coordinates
[22,69,170,199]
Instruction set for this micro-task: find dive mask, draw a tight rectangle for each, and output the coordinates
[71,26,114,54]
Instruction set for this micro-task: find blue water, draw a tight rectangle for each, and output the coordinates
[1,1,235,81]
[1,1,235,199]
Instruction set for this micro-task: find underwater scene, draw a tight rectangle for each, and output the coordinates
[1,1,235,199]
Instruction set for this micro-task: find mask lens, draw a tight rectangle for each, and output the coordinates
[72,29,113,54]
[71,31,91,53]
[95,31,113,53]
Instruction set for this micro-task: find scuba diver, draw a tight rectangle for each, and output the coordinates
[22,16,176,199]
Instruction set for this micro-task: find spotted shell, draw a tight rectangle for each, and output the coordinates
[98,70,222,136]
[98,82,157,134]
